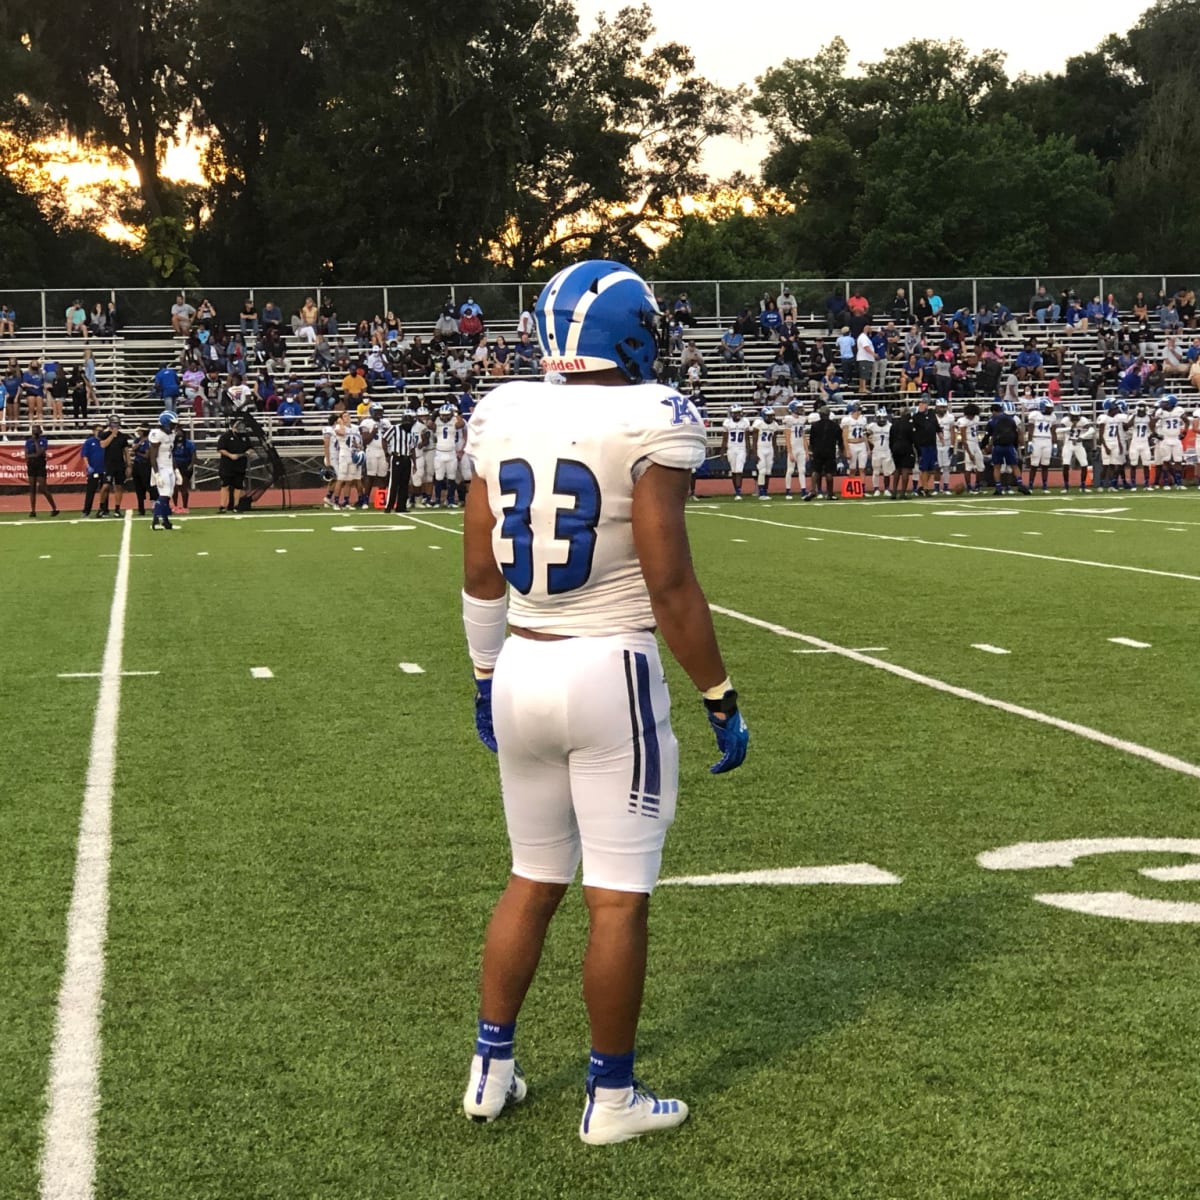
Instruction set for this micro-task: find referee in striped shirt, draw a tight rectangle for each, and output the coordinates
[383,412,416,512]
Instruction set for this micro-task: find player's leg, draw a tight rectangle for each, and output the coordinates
[757,450,773,498]
[466,636,578,1124]
[568,633,687,1144]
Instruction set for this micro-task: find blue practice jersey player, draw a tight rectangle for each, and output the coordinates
[148,410,178,529]
[460,260,749,1145]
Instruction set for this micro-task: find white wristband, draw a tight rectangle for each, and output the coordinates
[462,589,507,672]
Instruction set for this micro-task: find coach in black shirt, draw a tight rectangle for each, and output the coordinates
[804,405,843,501]
[217,424,250,512]
[911,398,940,496]
[96,419,130,516]
[889,406,916,497]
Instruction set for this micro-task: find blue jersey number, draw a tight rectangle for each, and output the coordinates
[497,458,602,596]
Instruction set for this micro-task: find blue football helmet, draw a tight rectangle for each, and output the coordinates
[1164,394,1178,410]
[1117,399,1128,412]
[534,260,660,382]
[846,400,859,413]
[1068,403,1082,416]
[438,403,455,419]
[787,398,802,415]
[158,410,178,430]
[1002,400,1017,415]
[1039,398,1053,414]
[759,406,774,421]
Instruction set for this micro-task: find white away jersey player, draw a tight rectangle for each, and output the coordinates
[1128,412,1153,467]
[936,409,957,469]
[468,380,706,636]
[840,411,869,470]
[956,413,984,472]
[1027,411,1058,467]
[722,414,750,472]
[333,423,363,481]
[1158,408,1186,460]
[1059,418,1093,468]
[1099,412,1129,465]
[147,427,176,493]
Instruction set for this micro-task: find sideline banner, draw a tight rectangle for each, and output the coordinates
[0,441,87,487]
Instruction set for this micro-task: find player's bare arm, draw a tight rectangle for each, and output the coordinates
[631,463,726,694]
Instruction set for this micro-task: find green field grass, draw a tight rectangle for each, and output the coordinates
[2,492,1200,1199]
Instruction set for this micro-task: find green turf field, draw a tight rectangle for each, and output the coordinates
[3,492,1200,1199]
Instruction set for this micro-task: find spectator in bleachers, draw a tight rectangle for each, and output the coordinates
[1179,287,1196,329]
[488,336,512,376]
[471,334,490,377]
[21,359,45,424]
[1069,354,1094,399]
[317,295,337,336]
[182,362,205,414]
[312,333,334,372]
[458,306,484,347]
[1042,334,1065,373]
[903,325,924,359]
[901,352,923,393]
[889,288,910,325]
[512,331,540,375]
[820,363,844,407]
[260,324,287,373]
[1063,296,1086,332]
[406,335,432,378]
[1131,292,1149,322]
[847,289,870,327]
[823,287,846,333]
[342,364,367,410]
[299,295,319,333]
[88,302,108,338]
[65,299,89,338]
[1029,286,1058,324]
[869,326,888,392]
[1162,336,1188,380]
[993,301,1019,338]
[152,361,180,413]
[836,326,855,384]
[765,346,793,386]
[777,287,797,320]
[255,369,278,410]
[1,360,18,430]
[854,324,876,394]
[759,298,782,342]
[913,290,933,327]
[69,365,88,424]
[976,341,1004,396]
[312,376,335,411]
[1085,295,1105,327]
[719,325,745,365]
[261,299,283,327]
[170,294,195,335]
[195,297,217,329]
[48,363,67,430]
[673,292,698,328]
[1015,340,1044,382]
[239,298,258,339]
[0,304,14,336]
[732,305,758,341]
[1159,297,1182,332]
[277,383,304,429]
[434,298,459,341]
[105,300,121,335]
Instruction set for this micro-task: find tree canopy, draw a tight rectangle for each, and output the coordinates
[2,0,1200,287]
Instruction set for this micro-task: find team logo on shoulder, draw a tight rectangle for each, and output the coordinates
[662,394,702,426]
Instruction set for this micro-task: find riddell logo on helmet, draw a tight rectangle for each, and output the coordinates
[541,356,589,372]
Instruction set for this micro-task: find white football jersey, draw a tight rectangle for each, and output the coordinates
[1060,418,1092,446]
[840,414,868,443]
[867,421,890,450]
[1129,414,1153,444]
[1028,413,1057,441]
[468,380,705,636]
[331,425,361,464]
[752,418,778,450]
[955,415,980,446]
[937,411,956,445]
[785,414,807,451]
[1158,411,1186,439]
[434,418,461,452]
[148,427,174,473]
[723,416,750,446]
[1100,414,1129,446]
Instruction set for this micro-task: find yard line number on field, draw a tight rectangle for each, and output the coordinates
[40,511,132,1200]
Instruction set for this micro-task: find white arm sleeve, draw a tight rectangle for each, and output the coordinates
[462,590,507,673]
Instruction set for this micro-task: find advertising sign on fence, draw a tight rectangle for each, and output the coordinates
[0,441,86,488]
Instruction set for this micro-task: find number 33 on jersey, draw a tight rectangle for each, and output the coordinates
[467,380,707,636]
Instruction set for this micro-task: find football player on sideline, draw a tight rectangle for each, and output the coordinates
[1059,404,1093,492]
[782,398,809,499]
[1155,395,1186,488]
[148,410,178,530]
[720,403,750,499]
[460,260,749,1146]
[751,405,779,498]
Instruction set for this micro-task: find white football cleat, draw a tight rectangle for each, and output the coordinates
[579,1080,689,1146]
[463,1056,527,1123]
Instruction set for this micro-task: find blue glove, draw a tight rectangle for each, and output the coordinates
[704,692,749,774]
[473,675,497,753]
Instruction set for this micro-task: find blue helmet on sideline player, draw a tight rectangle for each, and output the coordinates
[534,260,660,383]
[158,410,178,430]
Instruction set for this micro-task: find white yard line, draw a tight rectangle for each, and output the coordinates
[710,602,1200,782]
[402,512,464,537]
[971,644,1011,655]
[250,666,274,679]
[1108,637,1151,649]
[40,511,133,1200]
[691,510,1200,584]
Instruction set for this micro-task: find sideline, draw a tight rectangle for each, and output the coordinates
[40,511,133,1200]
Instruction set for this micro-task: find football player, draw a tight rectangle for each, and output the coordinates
[1127,402,1154,489]
[1097,401,1130,492]
[148,410,178,530]
[782,398,808,499]
[321,411,337,508]
[460,260,748,1144]
[840,401,869,486]
[934,397,956,493]
[433,402,466,507]
[1155,395,1186,488]
[360,416,390,507]
[1026,398,1058,492]
[720,403,751,500]
[868,405,894,496]
[751,406,778,499]
[956,402,985,493]
[1058,404,1093,492]
[331,409,364,508]
[412,407,436,506]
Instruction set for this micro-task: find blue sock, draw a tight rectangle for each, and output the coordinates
[476,1019,515,1061]
[587,1048,635,1091]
